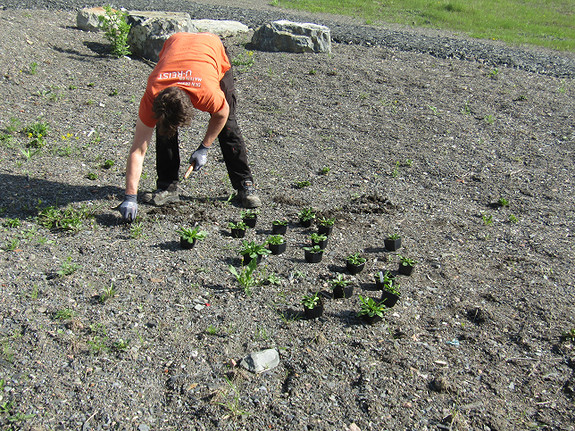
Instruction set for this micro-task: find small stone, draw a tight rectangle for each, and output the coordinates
[240,349,280,373]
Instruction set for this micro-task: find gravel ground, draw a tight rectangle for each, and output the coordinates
[0,2,574,431]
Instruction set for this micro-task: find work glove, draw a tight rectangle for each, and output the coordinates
[189,143,210,172]
[119,194,138,222]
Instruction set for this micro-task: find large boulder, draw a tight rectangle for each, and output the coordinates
[76,6,110,32]
[190,19,249,38]
[251,20,331,53]
[126,11,198,62]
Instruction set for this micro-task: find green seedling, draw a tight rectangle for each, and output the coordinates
[318,216,335,227]
[298,207,316,222]
[98,5,132,57]
[56,256,79,277]
[177,226,207,242]
[301,292,321,309]
[398,254,417,267]
[294,180,311,189]
[302,244,324,254]
[54,308,76,320]
[330,274,351,289]
[130,221,145,239]
[102,159,115,169]
[228,221,247,230]
[36,205,93,232]
[99,283,116,303]
[3,218,21,228]
[319,166,331,175]
[266,235,285,245]
[498,197,509,207]
[357,295,386,318]
[241,209,259,219]
[482,213,493,225]
[229,259,259,295]
[346,252,366,265]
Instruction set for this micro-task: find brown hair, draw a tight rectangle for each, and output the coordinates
[152,87,194,137]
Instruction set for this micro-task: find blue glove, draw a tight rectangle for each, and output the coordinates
[119,194,138,222]
[189,143,209,171]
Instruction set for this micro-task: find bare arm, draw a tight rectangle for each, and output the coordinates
[125,118,154,195]
[202,100,229,148]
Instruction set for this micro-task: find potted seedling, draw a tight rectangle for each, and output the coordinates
[239,240,271,266]
[384,233,402,251]
[379,273,400,308]
[301,291,323,319]
[398,255,417,276]
[375,270,395,289]
[317,217,335,235]
[266,234,286,255]
[357,295,386,325]
[272,219,288,235]
[330,274,353,299]
[241,209,259,228]
[310,232,328,249]
[298,207,316,228]
[303,244,324,263]
[346,252,366,275]
[177,226,207,249]
[229,221,247,238]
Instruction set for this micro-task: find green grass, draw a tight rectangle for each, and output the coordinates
[273,0,574,51]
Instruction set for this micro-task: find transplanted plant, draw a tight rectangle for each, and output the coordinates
[398,255,417,267]
[241,209,259,220]
[177,226,207,242]
[346,252,366,266]
[266,235,285,245]
[298,207,316,223]
[303,244,324,254]
[310,232,327,245]
[98,5,132,57]
[318,217,335,227]
[229,259,258,295]
[301,291,321,310]
[229,220,247,230]
[238,240,271,261]
[357,295,386,319]
[330,274,351,290]
[272,219,288,227]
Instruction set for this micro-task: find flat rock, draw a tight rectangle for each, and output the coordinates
[240,348,280,373]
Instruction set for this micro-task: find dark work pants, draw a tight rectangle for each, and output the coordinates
[155,67,253,191]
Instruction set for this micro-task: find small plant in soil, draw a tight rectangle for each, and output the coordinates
[36,204,94,233]
[298,207,316,227]
[229,259,258,295]
[129,221,145,239]
[498,197,509,207]
[398,255,417,276]
[346,252,366,275]
[99,283,116,304]
[301,291,323,319]
[266,234,286,255]
[379,273,401,307]
[330,274,353,299]
[319,166,331,175]
[98,5,132,57]
[272,219,288,234]
[177,226,207,249]
[56,256,79,277]
[357,295,386,324]
[238,240,271,265]
[229,221,247,238]
[303,244,324,263]
[241,209,259,228]
[294,180,311,189]
[310,232,328,248]
[561,328,575,343]
[317,216,335,235]
[384,233,401,251]
[3,218,21,228]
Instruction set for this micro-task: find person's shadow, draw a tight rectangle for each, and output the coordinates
[0,173,123,222]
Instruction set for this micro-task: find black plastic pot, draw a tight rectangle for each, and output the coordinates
[272,223,287,235]
[243,216,257,228]
[381,290,400,307]
[268,242,286,255]
[299,218,313,228]
[375,271,396,289]
[231,228,246,238]
[384,237,401,251]
[303,301,324,319]
[346,261,365,275]
[180,237,196,249]
[360,314,382,325]
[312,238,328,249]
[242,254,262,266]
[398,263,414,276]
[304,250,323,263]
[318,224,333,236]
[332,285,354,299]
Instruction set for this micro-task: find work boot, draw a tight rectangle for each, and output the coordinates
[237,180,261,208]
[141,189,179,206]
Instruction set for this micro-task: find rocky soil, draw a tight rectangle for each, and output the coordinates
[0,3,574,431]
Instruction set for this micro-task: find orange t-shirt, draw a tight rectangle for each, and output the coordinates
[138,32,231,128]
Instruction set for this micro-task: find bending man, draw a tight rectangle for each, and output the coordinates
[119,32,260,222]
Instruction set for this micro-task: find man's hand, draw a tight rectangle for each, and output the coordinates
[189,143,209,172]
[119,194,138,222]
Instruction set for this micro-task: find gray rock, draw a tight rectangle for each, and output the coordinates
[76,6,109,32]
[251,20,331,53]
[190,19,250,38]
[126,11,198,62]
[240,348,280,373]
